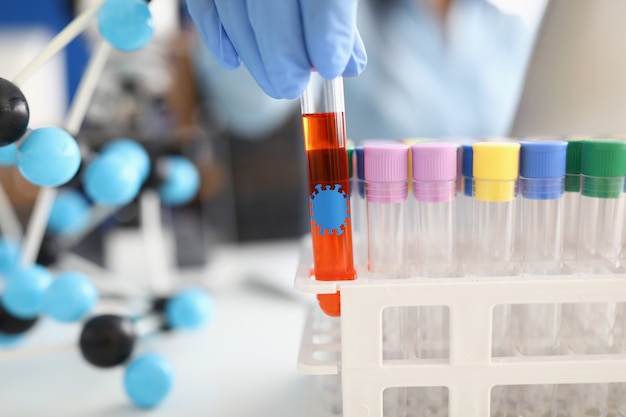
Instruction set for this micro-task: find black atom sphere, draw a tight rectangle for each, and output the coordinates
[79,314,135,368]
[0,302,38,335]
[0,78,29,146]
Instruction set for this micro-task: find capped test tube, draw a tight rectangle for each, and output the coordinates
[469,142,520,277]
[410,142,458,277]
[576,139,626,271]
[469,142,520,360]
[300,73,355,317]
[518,140,567,274]
[364,143,409,277]
[563,140,626,417]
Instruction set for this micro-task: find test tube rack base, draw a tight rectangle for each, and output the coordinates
[295,237,626,417]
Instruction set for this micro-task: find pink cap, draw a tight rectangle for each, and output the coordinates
[411,142,458,203]
[364,143,409,203]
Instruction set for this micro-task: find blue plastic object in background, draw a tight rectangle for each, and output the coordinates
[1,265,53,319]
[98,0,154,52]
[84,153,142,206]
[16,127,81,187]
[101,139,151,182]
[48,190,91,235]
[165,288,214,330]
[124,353,174,408]
[159,156,200,206]
[0,144,17,166]
[0,238,21,276]
[43,272,98,323]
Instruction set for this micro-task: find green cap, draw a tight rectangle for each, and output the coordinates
[565,139,583,192]
[581,139,626,177]
[581,139,626,198]
[566,139,582,175]
[347,146,354,178]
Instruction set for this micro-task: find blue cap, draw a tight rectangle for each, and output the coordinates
[461,144,473,178]
[355,146,365,180]
[355,146,365,198]
[520,141,567,179]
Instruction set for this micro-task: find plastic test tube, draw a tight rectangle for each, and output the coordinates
[563,140,626,417]
[576,139,626,272]
[411,142,458,278]
[364,143,409,417]
[507,141,568,417]
[469,142,520,277]
[563,138,582,261]
[518,140,568,275]
[364,143,409,277]
[300,72,355,317]
[569,139,626,352]
[469,142,520,364]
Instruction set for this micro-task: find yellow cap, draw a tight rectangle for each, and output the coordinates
[472,142,520,180]
[472,142,520,202]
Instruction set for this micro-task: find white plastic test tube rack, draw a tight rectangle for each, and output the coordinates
[295,238,626,417]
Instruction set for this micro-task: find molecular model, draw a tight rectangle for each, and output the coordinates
[0,0,212,409]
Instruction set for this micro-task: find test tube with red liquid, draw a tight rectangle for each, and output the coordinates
[300,72,355,317]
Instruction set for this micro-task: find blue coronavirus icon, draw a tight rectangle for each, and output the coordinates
[309,184,350,236]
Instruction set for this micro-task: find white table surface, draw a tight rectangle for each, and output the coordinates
[0,239,312,417]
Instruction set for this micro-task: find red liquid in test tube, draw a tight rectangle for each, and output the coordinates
[301,74,355,317]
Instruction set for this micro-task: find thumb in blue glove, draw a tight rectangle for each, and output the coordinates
[186,0,367,100]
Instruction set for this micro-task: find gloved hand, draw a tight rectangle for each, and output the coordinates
[186,0,367,100]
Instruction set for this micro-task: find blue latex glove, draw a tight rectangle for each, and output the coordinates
[186,0,367,99]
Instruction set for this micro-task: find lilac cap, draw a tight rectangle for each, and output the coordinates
[364,143,409,203]
[411,142,458,203]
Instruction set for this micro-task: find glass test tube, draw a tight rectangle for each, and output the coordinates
[300,73,355,317]
[563,139,582,261]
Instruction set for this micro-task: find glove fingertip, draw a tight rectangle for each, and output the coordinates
[343,37,367,77]
[273,72,310,100]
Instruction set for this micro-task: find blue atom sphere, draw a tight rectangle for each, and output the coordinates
[16,127,81,187]
[84,153,142,206]
[2,265,53,319]
[98,0,154,52]
[43,272,98,323]
[165,288,215,330]
[124,353,174,408]
[101,138,150,182]
[159,156,200,206]
[0,238,20,276]
[48,190,91,235]
[0,144,17,166]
